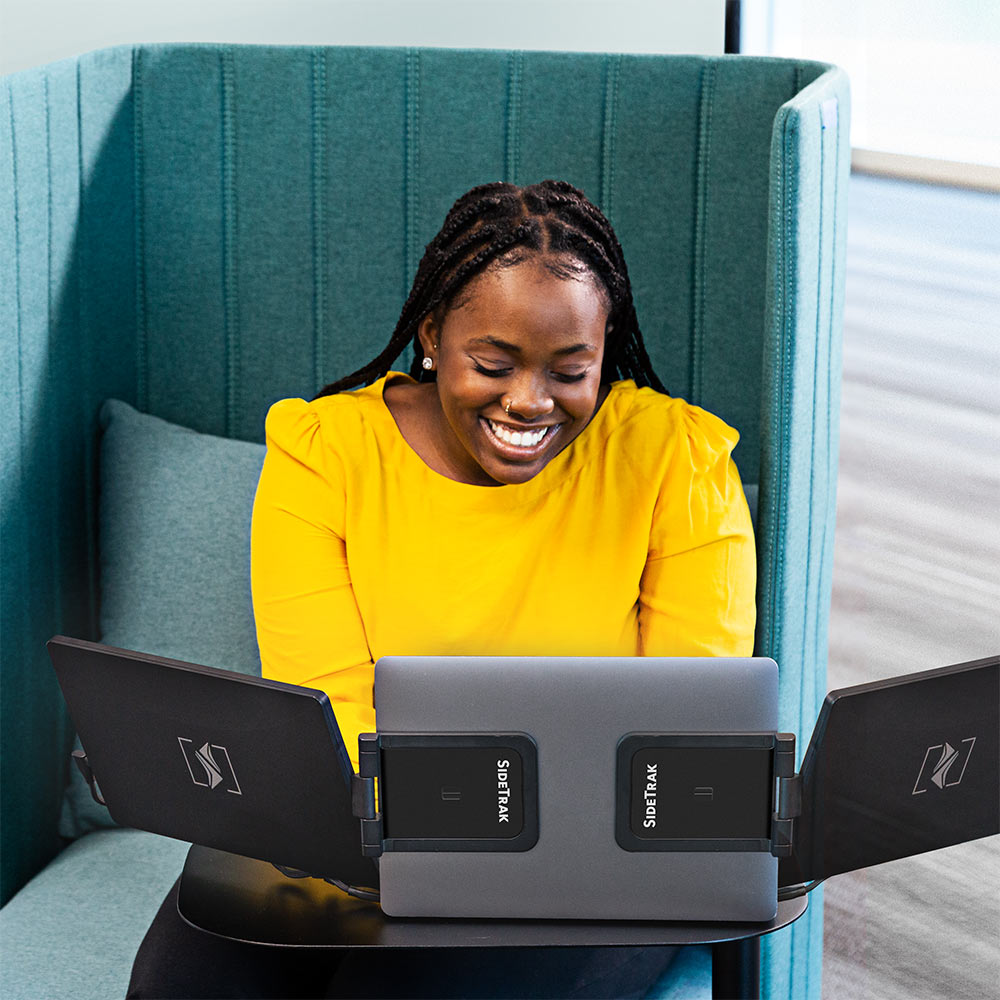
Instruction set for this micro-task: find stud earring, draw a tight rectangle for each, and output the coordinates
[422,357,434,371]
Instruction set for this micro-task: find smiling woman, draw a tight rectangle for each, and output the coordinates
[128,180,757,999]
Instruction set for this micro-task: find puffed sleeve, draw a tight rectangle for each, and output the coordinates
[250,397,374,769]
[638,404,756,657]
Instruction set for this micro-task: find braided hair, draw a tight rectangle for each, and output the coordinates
[314,180,666,398]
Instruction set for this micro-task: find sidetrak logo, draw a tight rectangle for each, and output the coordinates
[178,738,243,795]
[911,738,976,796]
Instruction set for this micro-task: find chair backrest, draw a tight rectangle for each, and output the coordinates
[2,49,849,969]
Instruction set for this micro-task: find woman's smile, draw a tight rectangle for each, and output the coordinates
[481,417,560,452]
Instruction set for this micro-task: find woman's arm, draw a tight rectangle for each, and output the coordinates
[250,398,374,769]
[637,409,757,658]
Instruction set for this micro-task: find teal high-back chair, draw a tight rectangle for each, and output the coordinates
[1,45,849,999]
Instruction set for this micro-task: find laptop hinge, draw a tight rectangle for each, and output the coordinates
[770,732,799,858]
[71,749,107,807]
[352,733,384,857]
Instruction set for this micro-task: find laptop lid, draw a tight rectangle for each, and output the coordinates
[373,655,779,921]
[47,636,377,891]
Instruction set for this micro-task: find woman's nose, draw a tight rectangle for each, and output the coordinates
[505,371,555,420]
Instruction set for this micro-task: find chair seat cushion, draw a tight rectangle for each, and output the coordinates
[0,829,189,1000]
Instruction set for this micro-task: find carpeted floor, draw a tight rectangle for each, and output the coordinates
[821,174,1000,1000]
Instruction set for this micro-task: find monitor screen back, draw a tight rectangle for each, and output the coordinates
[785,655,999,886]
[48,636,377,891]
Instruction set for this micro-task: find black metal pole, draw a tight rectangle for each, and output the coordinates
[712,937,761,1000]
[725,0,742,54]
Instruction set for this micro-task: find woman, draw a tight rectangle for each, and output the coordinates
[128,180,755,999]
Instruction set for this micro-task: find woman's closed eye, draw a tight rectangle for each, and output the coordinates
[551,370,588,384]
[472,361,590,383]
[472,361,512,378]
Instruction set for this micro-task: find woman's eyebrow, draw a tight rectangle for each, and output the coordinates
[469,336,597,356]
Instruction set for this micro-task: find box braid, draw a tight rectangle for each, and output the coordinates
[314,180,665,398]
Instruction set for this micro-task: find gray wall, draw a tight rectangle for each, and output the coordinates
[1,0,723,75]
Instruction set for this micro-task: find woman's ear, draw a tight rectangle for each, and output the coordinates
[417,313,440,363]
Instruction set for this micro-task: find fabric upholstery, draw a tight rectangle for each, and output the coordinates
[0,829,189,1000]
[1,44,849,1000]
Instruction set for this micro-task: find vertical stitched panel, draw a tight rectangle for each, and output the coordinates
[7,77,49,534]
[79,47,138,636]
[221,49,240,438]
[798,100,826,746]
[133,49,147,411]
[42,55,86,878]
[768,98,797,714]
[517,52,606,205]
[756,97,794,667]
[404,49,421,297]
[786,102,823,741]
[138,46,228,434]
[0,87,21,565]
[505,52,523,185]
[818,88,848,708]
[699,61,801,483]
[5,83,57,838]
[323,47,409,389]
[599,54,621,224]
[690,62,715,407]
[79,46,139,416]
[46,56,90,647]
[312,49,327,397]
[415,49,509,252]
[612,55,703,401]
[228,47,313,436]
[0,76,32,905]
[44,75,60,619]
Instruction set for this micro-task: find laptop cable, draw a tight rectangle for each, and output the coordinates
[270,863,380,902]
[776,878,826,901]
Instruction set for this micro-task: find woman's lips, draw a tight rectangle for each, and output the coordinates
[480,417,560,458]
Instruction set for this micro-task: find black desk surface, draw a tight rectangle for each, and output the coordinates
[178,845,808,949]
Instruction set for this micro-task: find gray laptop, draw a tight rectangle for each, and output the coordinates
[372,655,780,922]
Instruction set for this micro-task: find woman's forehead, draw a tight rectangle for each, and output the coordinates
[441,261,609,352]
[449,256,609,315]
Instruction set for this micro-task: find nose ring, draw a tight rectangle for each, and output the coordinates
[504,399,513,415]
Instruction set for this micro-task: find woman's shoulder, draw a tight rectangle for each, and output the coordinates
[263,378,389,463]
[606,381,740,469]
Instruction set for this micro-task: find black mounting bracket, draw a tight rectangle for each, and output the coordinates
[71,748,107,807]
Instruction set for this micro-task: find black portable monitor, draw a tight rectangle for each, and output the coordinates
[780,654,999,888]
[47,636,378,893]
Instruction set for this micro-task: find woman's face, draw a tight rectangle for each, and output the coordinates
[418,258,610,486]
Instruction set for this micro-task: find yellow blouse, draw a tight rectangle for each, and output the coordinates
[251,373,756,768]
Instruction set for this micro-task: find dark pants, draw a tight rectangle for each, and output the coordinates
[127,880,677,999]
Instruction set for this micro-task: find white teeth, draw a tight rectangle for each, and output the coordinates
[487,420,551,448]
